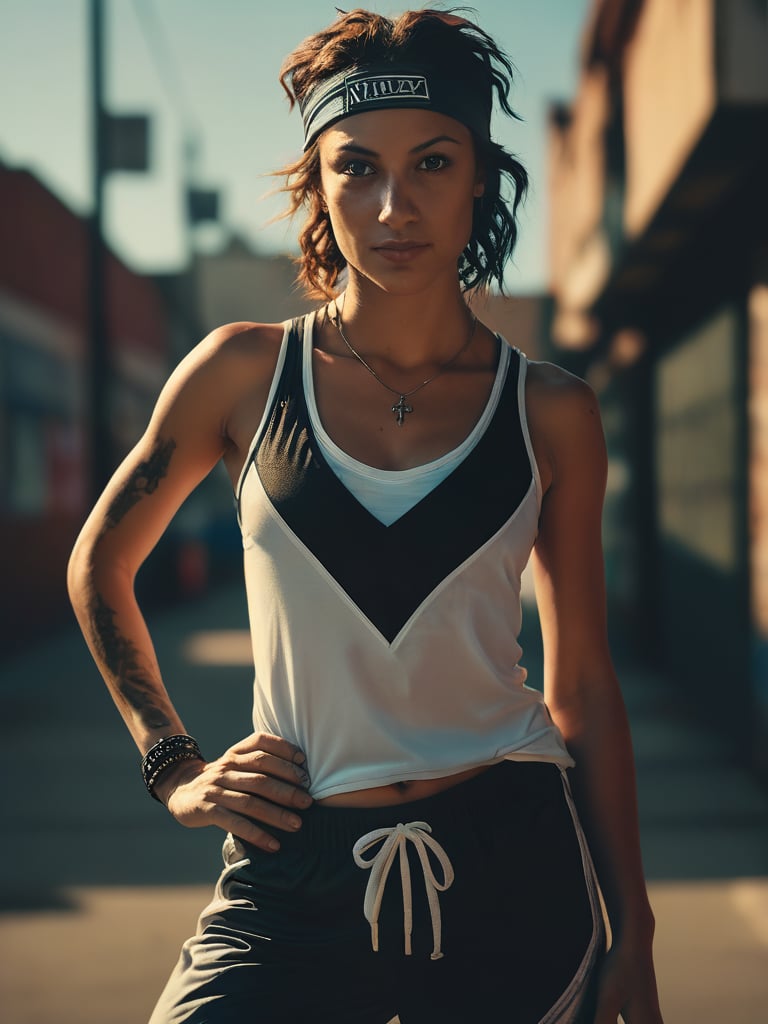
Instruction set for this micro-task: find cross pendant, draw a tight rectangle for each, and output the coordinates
[392,395,413,426]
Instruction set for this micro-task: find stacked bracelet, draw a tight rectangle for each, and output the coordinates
[141,734,204,802]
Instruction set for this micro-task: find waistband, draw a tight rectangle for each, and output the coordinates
[293,760,563,845]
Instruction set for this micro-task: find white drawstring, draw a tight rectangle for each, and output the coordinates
[352,820,455,960]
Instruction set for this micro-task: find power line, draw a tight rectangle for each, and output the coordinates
[128,0,227,247]
[129,0,202,143]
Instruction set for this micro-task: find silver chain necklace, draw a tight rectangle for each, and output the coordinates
[329,302,478,426]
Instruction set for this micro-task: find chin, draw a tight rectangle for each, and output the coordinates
[349,260,463,297]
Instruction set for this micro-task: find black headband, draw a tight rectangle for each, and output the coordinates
[299,64,492,150]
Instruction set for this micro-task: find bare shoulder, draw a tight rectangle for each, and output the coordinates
[523,358,605,492]
[525,358,596,408]
[138,320,287,469]
[182,320,285,376]
[205,320,284,354]
[193,321,291,479]
[156,321,284,415]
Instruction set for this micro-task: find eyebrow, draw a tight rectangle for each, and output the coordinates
[335,134,463,157]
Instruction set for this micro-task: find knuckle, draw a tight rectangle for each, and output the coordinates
[252,749,274,770]
[209,761,229,782]
[266,777,289,801]
[296,787,312,806]
[252,768,271,787]
[288,785,307,807]
[216,751,238,771]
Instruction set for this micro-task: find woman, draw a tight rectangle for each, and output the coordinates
[68,9,664,1023]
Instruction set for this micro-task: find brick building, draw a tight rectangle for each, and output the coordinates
[548,0,768,772]
[0,164,172,651]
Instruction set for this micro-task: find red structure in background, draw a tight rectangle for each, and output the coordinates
[0,164,170,653]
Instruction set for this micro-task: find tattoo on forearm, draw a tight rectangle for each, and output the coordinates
[106,438,177,528]
[89,592,171,729]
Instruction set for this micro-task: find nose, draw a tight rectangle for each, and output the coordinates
[377,175,418,229]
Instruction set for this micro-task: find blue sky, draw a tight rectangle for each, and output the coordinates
[0,0,592,291]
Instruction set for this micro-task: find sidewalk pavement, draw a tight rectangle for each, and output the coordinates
[1,582,767,1023]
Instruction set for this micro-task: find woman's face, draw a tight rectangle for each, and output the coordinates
[317,107,484,295]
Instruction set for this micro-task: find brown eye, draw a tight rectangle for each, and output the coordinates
[419,154,450,171]
[343,160,374,177]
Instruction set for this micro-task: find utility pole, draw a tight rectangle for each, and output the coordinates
[86,0,111,503]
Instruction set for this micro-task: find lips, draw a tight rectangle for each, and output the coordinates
[373,241,431,263]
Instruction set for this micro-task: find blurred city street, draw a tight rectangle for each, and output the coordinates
[1,583,766,1024]
[2,1,768,1021]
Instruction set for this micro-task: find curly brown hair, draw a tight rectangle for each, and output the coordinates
[277,8,528,299]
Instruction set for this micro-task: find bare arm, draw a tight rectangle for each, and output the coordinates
[68,322,311,850]
[528,364,663,1023]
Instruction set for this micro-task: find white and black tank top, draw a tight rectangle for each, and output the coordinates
[236,310,573,799]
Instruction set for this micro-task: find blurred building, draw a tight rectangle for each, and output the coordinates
[469,292,545,361]
[191,234,317,335]
[548,0,768,773]
[0,163,175,653]
[0,170,351,654]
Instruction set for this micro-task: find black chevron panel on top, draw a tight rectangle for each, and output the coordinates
[248,317,533,643]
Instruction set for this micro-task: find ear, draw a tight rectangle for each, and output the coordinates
[473,163,486,199]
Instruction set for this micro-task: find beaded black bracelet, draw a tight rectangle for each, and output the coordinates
[141,733,204,802]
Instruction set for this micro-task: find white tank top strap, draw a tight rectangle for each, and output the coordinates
[234,318,295,510]
[303,311,512,525]
[514,348,543,512]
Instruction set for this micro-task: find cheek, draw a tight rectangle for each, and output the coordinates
[324,202,354,247]
[323,173,477,257]
[440,188,477,244]
[324,190,372,251]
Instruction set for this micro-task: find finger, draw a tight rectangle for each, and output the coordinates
[221,770,313,809]
[228,750,311,788]
[199,773,310,831]
[210,806,284,853]
[222,790,308,834]
[231,732,307,766]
